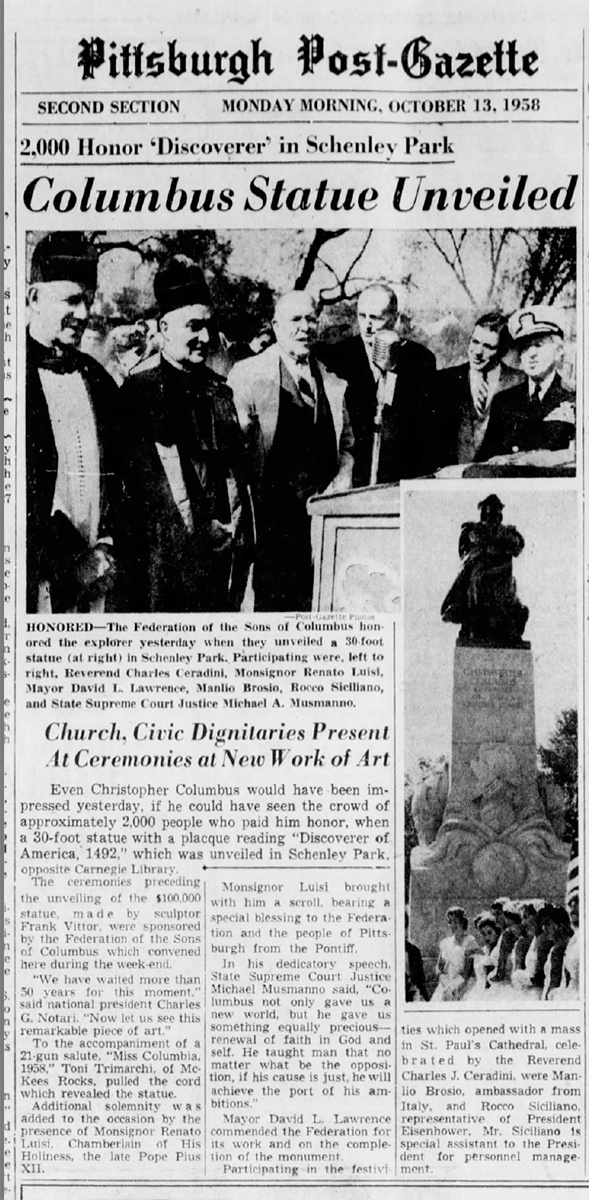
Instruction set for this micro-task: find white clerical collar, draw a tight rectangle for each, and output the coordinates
[162,350,192,374]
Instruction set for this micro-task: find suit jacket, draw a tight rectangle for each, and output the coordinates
[323,335,437,485]
[227,343,354,505]
[26,336,120,613]
[116,356,254,613]
[481,372,576,460]
[435,360,523,467]
[406,939,428,1002]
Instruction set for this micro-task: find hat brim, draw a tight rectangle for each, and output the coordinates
[513,327,563,344]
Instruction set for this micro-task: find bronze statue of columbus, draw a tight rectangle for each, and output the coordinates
[441,494,529,645]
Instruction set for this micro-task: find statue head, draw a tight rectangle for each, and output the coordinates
[478,494,504,526]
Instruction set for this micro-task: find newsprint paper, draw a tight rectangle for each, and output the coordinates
[3,2,587,1199]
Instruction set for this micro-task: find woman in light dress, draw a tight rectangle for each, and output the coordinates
[468,901,548,1005]
[465,913,501,1001]
[431,907,478,1002]
[510,902,544,1003]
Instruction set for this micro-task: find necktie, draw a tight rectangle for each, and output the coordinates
[531,382,542,406]
[472,371,489,418]
[297,373,315,406]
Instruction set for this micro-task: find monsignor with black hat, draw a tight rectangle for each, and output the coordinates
[116,255,254,612]
[26,232,120,612]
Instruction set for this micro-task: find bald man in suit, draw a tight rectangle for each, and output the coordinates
[228,290,354,611]
[323,284,437,485]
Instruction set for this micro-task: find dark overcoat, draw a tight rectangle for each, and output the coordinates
[323,334,437,485]
[26,336,120,612]
[116,357,254,613]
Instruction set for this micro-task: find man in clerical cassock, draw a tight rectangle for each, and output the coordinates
[116,256,253,613]
[26,233,119,613]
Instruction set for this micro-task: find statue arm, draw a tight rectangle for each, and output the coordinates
[503,525,525,556]
[458,521,479,559]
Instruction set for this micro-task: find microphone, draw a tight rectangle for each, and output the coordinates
[372,329,400,373]
[369,331,401,485]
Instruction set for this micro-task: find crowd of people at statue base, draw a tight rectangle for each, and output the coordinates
[406,884,580,1005]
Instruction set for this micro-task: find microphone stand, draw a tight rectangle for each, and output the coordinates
[370,368,398,485]
[370,373,387,486]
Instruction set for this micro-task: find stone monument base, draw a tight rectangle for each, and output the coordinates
[409,642,571,986]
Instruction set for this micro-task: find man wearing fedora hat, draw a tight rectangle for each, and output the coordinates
[116,256,253,612]
[26,232,119,613]
[479,306,576,463]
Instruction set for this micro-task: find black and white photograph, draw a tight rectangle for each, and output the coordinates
[25,226,576,615]
[7,0,587,1192]
[404,485,579,1005]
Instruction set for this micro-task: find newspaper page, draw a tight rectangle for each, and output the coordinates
[3,2,586,1199]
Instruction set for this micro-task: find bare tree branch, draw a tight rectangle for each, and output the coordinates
[294,230,348,289]
[341,230,373,292]
[314,231,374,310]
[315,255,340,285]
[487,229,511,298]
[90,236,165,262]
[424,231,477,306]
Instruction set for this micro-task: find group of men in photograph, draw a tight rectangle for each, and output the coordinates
[436,307,576,469]
[26,232,576,614]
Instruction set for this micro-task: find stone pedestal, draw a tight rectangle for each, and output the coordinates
[410,643,571,979]
[308,484,400,612]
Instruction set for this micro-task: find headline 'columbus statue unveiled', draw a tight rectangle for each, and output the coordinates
[410,495,571,979]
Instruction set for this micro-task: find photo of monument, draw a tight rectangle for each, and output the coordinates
[404,486,579,1005]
